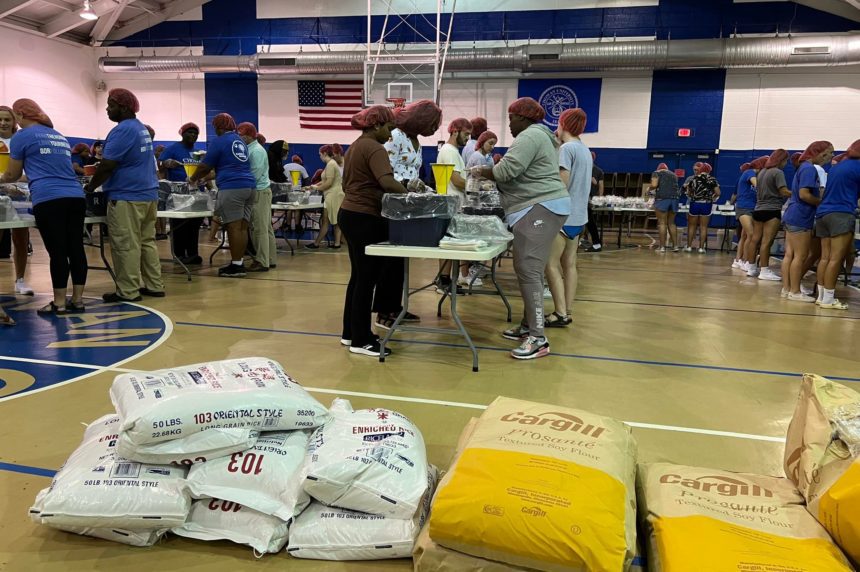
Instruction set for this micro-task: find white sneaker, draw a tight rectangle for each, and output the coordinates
[698,247,706,254]
[780,289,789,298]
[819,298,848,310]
[657,247,666,253]
[788,292,815,303]
[746,265,760,278]
[800,285,814,296]
[458,274,483,288]
[683,247,693,252]
[340,338,351,346]
[543,286,552,299]
[15,279,34,296]
[758,268,781,281]
[731,259,741,269]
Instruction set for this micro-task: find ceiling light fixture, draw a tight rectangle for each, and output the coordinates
[80,0,98,20]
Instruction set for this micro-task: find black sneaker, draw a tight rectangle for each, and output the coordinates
[583,244,602,252]
[349,341,393,357]
[102,292,142,303]
[401,311,420,323]
[139,287,166,298]
[218,263,247,278]
[181,255,203,265]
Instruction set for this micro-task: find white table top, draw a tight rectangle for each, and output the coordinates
[0,215,106,229]
[157,210,214,219]
[366,241,509,261]
[272,202,323,211]
[592,206,653,213]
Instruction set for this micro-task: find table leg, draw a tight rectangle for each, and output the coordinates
[209,227,228,265]
[167,219,192,282]
[616,213,623,248]
[447,257,479,372]
[379,259,410,362]
[97,223,117,286]
[489,254,512,322]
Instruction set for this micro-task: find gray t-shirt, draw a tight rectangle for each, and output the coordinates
[652,170,679,200]
[754,168,788,211]
[559,139,592,226]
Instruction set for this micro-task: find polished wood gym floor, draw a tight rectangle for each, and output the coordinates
[1,228,857,571]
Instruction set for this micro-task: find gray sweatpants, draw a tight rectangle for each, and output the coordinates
[511,203,567,338]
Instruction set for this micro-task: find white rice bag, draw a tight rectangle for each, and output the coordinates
[172,499,289,554]
[109,358,329,447]
[49,525,168,547]
[29,415,190,530]
[288,465,437,560]
[117,427,259,465]
[303,399,429,518]
[186,430,311,522]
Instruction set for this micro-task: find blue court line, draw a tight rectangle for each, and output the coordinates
[174,321,860,383]
[0,461,56,478]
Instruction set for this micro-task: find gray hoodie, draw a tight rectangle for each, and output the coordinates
[491,123,569,215]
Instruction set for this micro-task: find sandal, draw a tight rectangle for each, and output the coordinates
[65,301,86,313]
[545,311,572,327]
[37,302,68,316]
[0,314,14,326]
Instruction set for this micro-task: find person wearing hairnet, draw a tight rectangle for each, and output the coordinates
[70,143,91,176]
[650,162,680,252]
[684,162,720,253]
[435,117,472,292]
[0,104,34,297]
[471,97,570,360]
[745,149,791,280]
[238,121,278,272]
[732,156,766,272]
[461,116,487,165]
[306,144,345,250]
[159,122,205,265]
[465,130,497,170]
[85,88,164,302]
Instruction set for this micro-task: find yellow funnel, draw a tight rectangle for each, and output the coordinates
[431,163,455,195]
[183,163,199,178]
[289,169,302,187]
[0,153,9,174]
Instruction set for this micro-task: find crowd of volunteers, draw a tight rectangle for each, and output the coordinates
[1,89,858,351]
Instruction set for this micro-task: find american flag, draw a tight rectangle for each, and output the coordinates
[298,80,364,130]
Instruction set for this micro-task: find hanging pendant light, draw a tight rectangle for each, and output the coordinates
[80,0,98,20]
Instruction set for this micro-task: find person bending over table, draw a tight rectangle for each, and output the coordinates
[0,99,87,314]
[339,105,407,358]
[85,88,163,302]
[306,144,345,250]
[651,162,680,252]
[471,96,570,361]
[188,113,256,278]
[160,122,205,265]
[0,104,34,297]
[732,156,766,272]
[238,121,277,272]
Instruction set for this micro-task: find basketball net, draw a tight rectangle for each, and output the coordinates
[386,97,407,109]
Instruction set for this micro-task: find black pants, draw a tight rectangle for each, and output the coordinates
[0,228,10,258]
[172,217,203,258]
[340,209,391,347]
[371,219,404,315]
[33,197,88,289]
[585,203,601,245]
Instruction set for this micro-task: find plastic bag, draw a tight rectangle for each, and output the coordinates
[0,195,19,222]
[447,214,513,243]
[173,499,289,554]
[271,182,293,203]
[166,192,211,212]
[116,427,259,465]
[438,238,488,251]
[51,525,168,547]
[381,193,458,221]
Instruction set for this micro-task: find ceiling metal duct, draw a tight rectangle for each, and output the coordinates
[99,34,860,74]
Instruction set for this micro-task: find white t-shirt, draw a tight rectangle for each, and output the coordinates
[814,164,827,190]
[284,163,309,181]
[384,128,421,183]
[0,136,11,153]
[436,143,465,198]
[461,138,478,165]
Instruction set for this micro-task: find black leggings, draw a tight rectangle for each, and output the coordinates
[172,217,204,258]
[585,203,601,244]
[340,209,390,347]
[33,197,88,289]
[372,219,404,315]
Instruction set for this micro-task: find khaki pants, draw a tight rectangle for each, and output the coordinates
[108,200,163,299]
[250,188,277,267]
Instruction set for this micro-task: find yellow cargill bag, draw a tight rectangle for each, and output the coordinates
[785,373,860,565]
[639,462,853,572]
[428,397,637,572]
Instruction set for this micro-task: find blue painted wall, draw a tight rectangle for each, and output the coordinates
[647,69,726,153]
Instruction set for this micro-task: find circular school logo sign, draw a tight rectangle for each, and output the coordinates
[0,295,170,401]
[232,140,249,162]
[538,85,579,129]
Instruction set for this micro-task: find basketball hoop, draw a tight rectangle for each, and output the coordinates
[386,97,407,109]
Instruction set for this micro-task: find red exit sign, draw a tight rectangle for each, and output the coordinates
[677,128,694,138]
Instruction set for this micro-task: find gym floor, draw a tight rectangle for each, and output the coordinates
[1,229,858,571]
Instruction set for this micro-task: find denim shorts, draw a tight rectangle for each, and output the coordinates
[654,199,678,213]
[735,207,754,218]
[785,224,812,234]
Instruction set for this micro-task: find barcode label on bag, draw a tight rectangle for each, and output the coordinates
[143,379,164,389]
[263,417,279,428]
[111,462,141,478]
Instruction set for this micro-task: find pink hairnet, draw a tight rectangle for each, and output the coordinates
[108,88,140,113]
[657,163,669,171]
[256,134,266,145]
[179,122,200,135]
[701,163,713,174]
[394,99,442,138]
[799,140,832,163]
[508,97,545,122]
[332,143,343,156]
[739,162,751,172]
[790,152,802,169]
[470,117,488,138]
[311,168,323,184]
[750,156,769,170]
[447,117,472,134]
[12,99,53,128]
[764,149,789,169]
[71,143,90,155]
[558,108,587,137]
[319,145,333,156]
[693,162,704,173]
[350,105,395,130]
[144,124,155,139]
[0,105,18,134]
[847,139,860,159]
[291,155,303,165]
[237,122,257,138]
[476,130,497,150]
[212,113,237,132]
[493,153,502,164]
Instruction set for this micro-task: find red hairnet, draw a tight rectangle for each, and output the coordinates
[701,163,713,174]
[799,140,832,163]
[237,122,257,138]
[144,124,155,139]
[847,139,860,159]
[558,108,587,137]
[0,105,17,133]
[493,153,502,164]
[108,88,140,113]
[332,143,343,156]
[12,99,53,129]
[508,97,545,122]
[476,130,497,150]
[350,105,395,130]
[291,155,303,165]
[470,117,488,138]
[256,134,266,145]
[212,113,237,132]
[447,117,472,134]
[394,99,442,138]
[790,152,802,169]
[319,145,333,156]
[740,162,751,172]
[764,149,789,169]
[657,163,669,171]
[179,122,199,135]
[693,162,704,173]
[311,168,323,184]
[750,155,769,170]
[71,143,89,154]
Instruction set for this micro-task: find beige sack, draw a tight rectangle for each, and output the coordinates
[785,373,860,565]
[429,397,637,572]
[639,462,853,572]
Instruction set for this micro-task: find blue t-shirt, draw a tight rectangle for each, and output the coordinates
[71,154,85,169]
[783,162,820,229]
[102,118,158,201]
[159,141,195,182]
[559,139,592,226]
[736,169,757,210]
[9,125,83,207]
[816,158,860,218]
[204,132,255,190]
